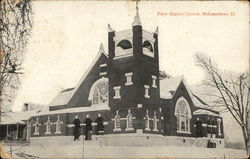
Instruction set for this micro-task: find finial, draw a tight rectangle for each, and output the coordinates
[128,109,131,114]
[132,1,142,26]
[99,43,104,52]
[154,26,159,34]
[108,24,114,32]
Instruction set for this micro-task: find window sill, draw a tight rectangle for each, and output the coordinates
[113,128,122,132]
[144,95,150,98]
[114,53,133,60]
[177,131,191,134]
[125,128,134,131]
[143,51,154,58]
[98,131,105,133]
[100,72,107,76]
[113,96,121,99]
[125,82,133,86]
[152,85,157,88]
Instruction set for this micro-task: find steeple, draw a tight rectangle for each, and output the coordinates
[154,26,159,35]
[132,1,142,26]
[107,24,115,32]
[99,43,106,55]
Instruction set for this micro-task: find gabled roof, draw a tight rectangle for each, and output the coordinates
[189,92,210,109]
[160,76,183,99]
[32,105,110,117]
[193,109,219,116]
[1,110,38,125]
[159,75,215,111]
[48,88,74,107]
[48,44,108,108]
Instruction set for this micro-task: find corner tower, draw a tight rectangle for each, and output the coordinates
[107,2,160,129]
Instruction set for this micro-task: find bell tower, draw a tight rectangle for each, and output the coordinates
[107,2,160,129]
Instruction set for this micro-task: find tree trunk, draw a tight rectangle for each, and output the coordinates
[241,126,249,155]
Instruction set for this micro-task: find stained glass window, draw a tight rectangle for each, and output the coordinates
[92,81,108,105]
[175,98,191,133]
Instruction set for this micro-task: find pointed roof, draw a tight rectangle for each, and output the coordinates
[160,76,183,99]
[132,1,142,26]
[154,26,159,35]
[49,44,108,108]
[48,88,74,107]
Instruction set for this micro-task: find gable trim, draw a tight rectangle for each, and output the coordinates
[65,51,108,105]
[170,78,195,107]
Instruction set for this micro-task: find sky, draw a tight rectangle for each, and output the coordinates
[11,1,248,113]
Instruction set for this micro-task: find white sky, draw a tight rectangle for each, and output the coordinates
[12,1,249,112]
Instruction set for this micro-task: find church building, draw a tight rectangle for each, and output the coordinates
[23,4,224,147]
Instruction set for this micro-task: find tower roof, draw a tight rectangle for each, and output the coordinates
[132,1,142,26]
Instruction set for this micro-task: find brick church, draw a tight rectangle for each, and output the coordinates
[25,4,224,147]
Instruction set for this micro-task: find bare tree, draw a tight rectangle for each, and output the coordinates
[195,53,250,154]
[0,0,33,114]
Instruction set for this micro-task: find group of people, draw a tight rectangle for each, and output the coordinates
[72,114,104,141]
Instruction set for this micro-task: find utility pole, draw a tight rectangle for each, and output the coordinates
[82,125,84,159]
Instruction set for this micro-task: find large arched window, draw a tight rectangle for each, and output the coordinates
[115,40,133,57]
[89,78,108,105]
[143,40,154,58]
[143,41,153,52]
[117,40,132,49]
[175,97,191,133]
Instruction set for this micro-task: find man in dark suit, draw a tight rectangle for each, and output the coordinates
[95,113,104,135]
[84,115,92,140]
[73,115,81,141]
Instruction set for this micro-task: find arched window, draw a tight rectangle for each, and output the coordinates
[115,40,133,58]
[143,41,154,58]
[175,97,191,133]
[153,111,159,131]
[117,40,132,50]
[113,111,121,132]
[45,116,52,135]
[126,109,134,131]
[143,41,153,52]
[55,115,63,134]
[144,110,150,131]
[89,78,108,105]
[33,117,41,135]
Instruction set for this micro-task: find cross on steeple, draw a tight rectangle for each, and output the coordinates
[132,1,142,26]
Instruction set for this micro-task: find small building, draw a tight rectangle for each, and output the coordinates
[0,103,48,141]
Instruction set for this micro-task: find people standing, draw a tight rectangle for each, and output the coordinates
[95,113,104,135]
[73,115,81,141]
[84,115,92,140]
